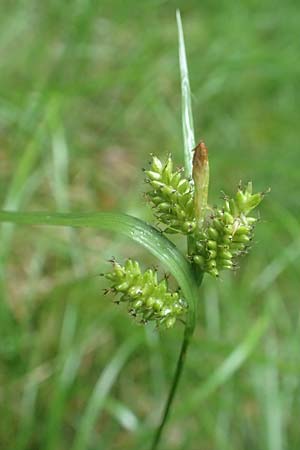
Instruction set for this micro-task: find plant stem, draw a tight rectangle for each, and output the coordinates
[150,268,203,450]
[150,330,191,450]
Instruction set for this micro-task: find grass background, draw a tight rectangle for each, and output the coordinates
[1,1,300,449]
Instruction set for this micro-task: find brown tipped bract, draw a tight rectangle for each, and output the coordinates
[192,141,208,173]
[192,141,209,228]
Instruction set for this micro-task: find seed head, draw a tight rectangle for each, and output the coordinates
[104,259,187,328]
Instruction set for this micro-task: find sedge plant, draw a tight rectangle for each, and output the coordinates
[0,11,267,450]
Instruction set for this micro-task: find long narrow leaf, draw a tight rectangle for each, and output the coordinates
[0,210,199,334]
[176,9,195,177]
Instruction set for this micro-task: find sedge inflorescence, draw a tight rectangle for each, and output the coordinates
[192,182,264,277]
[144,146,266,278]
[144,154,195,234]
[104,259,187,328]
[104,141,266,328]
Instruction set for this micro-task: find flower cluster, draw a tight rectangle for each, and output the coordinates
[192,182,265,277]
[145,151,266,278]
[144,155,195,234]
[104,259,187,328]
[103,146,266,329]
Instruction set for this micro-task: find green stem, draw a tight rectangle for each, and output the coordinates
[150,328,191,450]
[150,267,203,450]
[149,12,203,449]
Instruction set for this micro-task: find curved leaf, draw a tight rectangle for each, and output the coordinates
[0,210,199,334]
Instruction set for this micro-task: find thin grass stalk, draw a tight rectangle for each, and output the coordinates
[150,329,191,450]
[149,11,202,449]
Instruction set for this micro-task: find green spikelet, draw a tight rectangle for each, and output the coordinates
[144,154,195,234]
[104,259,187,328]
[143,149,267,278]
[192,183,266,277]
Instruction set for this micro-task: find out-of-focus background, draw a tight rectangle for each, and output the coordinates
[1,1,300,449]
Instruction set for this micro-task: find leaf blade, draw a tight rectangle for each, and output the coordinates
[176,9,195,178]
[0,210,198,333]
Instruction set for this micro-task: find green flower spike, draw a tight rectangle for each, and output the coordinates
[192,182,266,277]
[104,259,187,328]
[144,154,195,234]
[144,146,267,279]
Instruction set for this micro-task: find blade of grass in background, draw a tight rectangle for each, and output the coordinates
[0,118,46,266]
[105,397,139,432]
[253,204,300,294]
[14,380,39,450]
[71,336,140,450]
[145,327,166,402]
[44,304,81,450]
[48,98,85,275]
[0,110,48,363]
[177,315,269,415]
[260,337,283,450]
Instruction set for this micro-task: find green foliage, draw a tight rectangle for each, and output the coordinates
[104,259,187,328]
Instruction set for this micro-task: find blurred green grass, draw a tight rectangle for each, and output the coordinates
[1,1,300,449]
